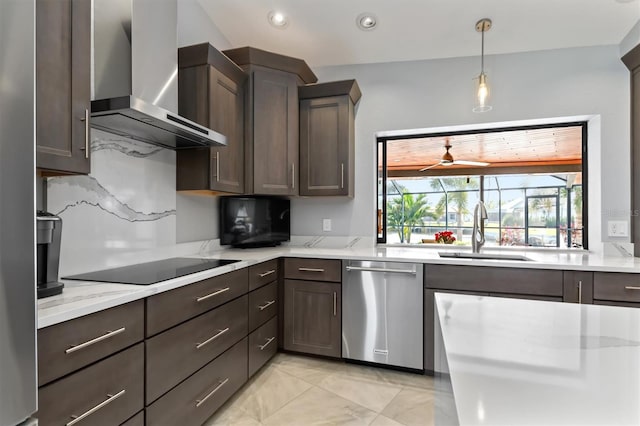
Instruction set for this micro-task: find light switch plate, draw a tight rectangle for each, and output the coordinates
[322,218,332,232]
[607,220,628,237]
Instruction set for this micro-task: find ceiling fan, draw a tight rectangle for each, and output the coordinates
[419,142,490,171]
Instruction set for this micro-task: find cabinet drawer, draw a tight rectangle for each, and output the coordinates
[146,295,248,404]
[146,338,248,426]
[146,268,248,336]
[249,316,278,378]
[38,300,144,386]
[424,264,563,296]
[249,259,279,291]
[249,281,278,332]
[284,258,341,282]
[594,272,640,303]
[38,343,144,426]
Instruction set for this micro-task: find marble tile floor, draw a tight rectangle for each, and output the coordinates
[204,353,437,426]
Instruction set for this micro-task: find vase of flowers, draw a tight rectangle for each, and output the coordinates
[435,231,456,244]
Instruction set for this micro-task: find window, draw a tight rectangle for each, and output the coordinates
[377,122,587,249]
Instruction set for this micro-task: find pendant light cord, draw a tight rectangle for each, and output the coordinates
[481,27,485,74]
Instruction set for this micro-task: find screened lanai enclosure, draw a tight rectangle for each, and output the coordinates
[377,122,587,249]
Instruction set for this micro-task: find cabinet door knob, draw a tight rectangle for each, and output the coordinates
[577,280,583,304]
[79,109,89,159]
[333,291,337,316]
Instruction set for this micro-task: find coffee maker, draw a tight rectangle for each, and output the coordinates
[36,211,64,298]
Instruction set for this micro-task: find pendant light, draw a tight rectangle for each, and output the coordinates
[473,18,492,113]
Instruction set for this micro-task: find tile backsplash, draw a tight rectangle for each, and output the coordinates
[47,130,178,275]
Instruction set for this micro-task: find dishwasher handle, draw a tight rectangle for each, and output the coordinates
[345,265,417,275]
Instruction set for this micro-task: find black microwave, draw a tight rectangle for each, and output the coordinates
[219,196,290,248]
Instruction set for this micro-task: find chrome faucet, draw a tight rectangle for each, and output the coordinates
[472,201,488,253]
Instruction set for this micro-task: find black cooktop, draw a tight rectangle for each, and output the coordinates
[63,257,241,285]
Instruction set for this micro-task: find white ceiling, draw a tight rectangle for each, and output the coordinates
[198,0,640,67]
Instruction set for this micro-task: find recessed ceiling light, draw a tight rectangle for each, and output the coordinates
[268,11,289,28]
[356,13,377,31]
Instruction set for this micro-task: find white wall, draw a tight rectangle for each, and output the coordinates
[176,0,230,242]
[291,45,629,248]
[621,20,640,57]
[177,0,231,49]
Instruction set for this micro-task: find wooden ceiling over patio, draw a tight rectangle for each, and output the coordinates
[385,125,583,176]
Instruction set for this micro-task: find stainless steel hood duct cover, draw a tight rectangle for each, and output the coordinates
[91,0,226,149]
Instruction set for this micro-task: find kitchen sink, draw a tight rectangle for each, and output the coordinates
[438,252,533,261]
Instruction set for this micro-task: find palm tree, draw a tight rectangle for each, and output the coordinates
[387,193,435,243]
[430,178,479,241]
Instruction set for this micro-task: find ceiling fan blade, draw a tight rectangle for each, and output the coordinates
[452,160,490,167]
[419,162,443,172]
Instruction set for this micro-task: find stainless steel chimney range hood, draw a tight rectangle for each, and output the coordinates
[91,0,226,149]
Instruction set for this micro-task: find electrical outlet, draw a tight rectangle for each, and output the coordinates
[607,220,628,237]
[322,218,332,232]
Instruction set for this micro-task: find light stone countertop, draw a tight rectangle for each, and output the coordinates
[38,244,640,329]
[434,293,640,425]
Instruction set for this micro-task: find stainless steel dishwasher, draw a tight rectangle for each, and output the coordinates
[342,260,423,370]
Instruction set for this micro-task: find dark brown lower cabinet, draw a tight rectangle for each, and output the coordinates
[122,411,144,426]
[38,343,144,426]
[563,271,594,304]
[283,279,341,358]
[146,338,248,426]
[145,295,248,404]
[249,316,278,377]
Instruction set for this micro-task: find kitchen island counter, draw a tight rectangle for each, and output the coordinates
[434,293,640,425]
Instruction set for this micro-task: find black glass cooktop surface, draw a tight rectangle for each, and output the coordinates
[63,257,241,285]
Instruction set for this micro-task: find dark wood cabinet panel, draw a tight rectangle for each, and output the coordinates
[38,300,144,386]
[38,343,144,426]
[621,47,640,256]
[146,268,248,337]
[424,264,563,296]
[145,295,248,404]
[249,281,278,332]
[563,271,594,304]
[593,272,640,303]
[248,316,278,378]
[299,80,360,197]
[250,67,299,195]
[121,411,144,426]
[177,44,246,194]
[146,338,248,426]
[284,257,342,282]
[249,259,279,291]
[283,279,341,357]
[593,300,640,308]
[424,289,488,373]
[36,0,91,175]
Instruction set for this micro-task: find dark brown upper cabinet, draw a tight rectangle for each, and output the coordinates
[622,46,640,256]
[177,43,247,194]
[299,80,361,197]
[36,0,91,175]
[223,47,317,196]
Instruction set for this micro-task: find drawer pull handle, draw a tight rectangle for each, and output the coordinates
[259,269,276,278]
[195,378,229,408]
[67,389,126,426]
[259,336,276,351]
[258,300,276,311]
[65,327,126,354]
[196,327,230,349]
[196,287,230,302]
[333,292,337,316]
[298,267,325,272]
[624,286,640,291]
